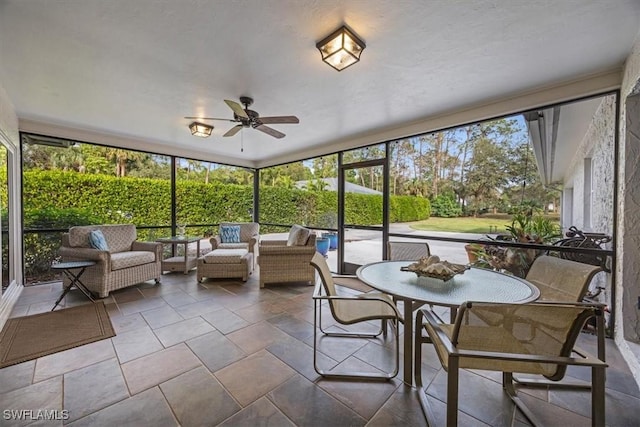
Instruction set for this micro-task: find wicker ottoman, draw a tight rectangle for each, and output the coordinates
[197,248,253,282]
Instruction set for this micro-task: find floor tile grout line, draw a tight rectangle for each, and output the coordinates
[154,384,182,426]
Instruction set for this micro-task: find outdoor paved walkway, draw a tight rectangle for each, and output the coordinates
[259,223,489,271]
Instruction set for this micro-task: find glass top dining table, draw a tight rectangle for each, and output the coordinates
[356,261,540,384]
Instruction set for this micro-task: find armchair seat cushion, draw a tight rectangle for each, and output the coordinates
[217,242,249,251]
[111,251,156,271]
[203,249,248,264]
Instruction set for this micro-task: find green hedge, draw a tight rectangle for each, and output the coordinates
[23,171,430,231]
[19,170,430,280]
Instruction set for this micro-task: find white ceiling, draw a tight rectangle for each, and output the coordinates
[1,1,639,168]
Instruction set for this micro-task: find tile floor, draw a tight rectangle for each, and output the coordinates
[1,270,639,426]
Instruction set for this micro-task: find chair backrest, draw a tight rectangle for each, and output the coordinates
[525,255,602,302]
[67,224,137,253]
[219,222,259,242]
[310,252,346,321]
[454,301,599,380]
[387,241,431,260]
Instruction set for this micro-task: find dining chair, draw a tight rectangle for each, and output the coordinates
[386,241,432,310]
[310,252,401,380]
[526,255,602,303]
[521,255,606,385]
[414,301,607,427]
[387,241,431,261]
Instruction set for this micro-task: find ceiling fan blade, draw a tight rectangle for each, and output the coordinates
[257,116,299,125]
[255,124,285,139]
[184,116,235,122]
[223,125,243,137]
[224,100,249,119]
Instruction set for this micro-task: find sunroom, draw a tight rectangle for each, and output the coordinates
[0,1,639,425]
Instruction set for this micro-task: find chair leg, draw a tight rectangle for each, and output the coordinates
[592,365,605,427]
[446,357,459,427]
[503,372,544,427]
[415,309,439,427]
[313,298,399,380]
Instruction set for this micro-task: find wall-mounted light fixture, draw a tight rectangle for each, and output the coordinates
[316,25,366,71]
[189,122,213,138]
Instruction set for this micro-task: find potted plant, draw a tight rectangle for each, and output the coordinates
[464,243,483,263]
[318,212,338,250]
[322,232,338,250]
[473,210,560,277]
[315,235,330,257]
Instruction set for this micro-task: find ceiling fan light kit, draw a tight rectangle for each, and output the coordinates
[189,121,213,138]
[316,25,366,71]
[185,96,299,140]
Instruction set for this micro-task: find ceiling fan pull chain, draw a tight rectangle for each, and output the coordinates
[241,129,244,152]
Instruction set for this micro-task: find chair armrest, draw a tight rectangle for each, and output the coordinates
[210,235,221,250]
[313,293,401,320]
[58,246,110,264]
[132,241,162,260]
[248,236,259,254]
[132,241,160,252]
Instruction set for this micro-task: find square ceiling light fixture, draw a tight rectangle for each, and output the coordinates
[189,122,213,138]
[316,25,366,71]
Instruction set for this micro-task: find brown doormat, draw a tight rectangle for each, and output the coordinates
[0,303,115,369]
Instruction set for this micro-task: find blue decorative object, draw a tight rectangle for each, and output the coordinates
[322,232,338,250]
[220,225,241,243]
[316,237,330,257]
[89,229,109,251]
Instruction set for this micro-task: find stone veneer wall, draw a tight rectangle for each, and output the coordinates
[562,95,615,311]
[617,31,640,384]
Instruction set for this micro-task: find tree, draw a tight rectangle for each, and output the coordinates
[305,178,328,191]
[463,137,509,215]
[260,162,311,186]
[389,140,414,195]
[104,148,151,177]
[311,155,337,178]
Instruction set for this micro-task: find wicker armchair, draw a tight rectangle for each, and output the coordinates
[257,225,317,288]
[210,222,260,266]
[59,224,162,297]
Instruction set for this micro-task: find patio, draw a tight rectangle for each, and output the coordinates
[1,271,638,426]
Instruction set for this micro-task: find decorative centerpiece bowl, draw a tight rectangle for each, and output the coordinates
[400,255,469,281]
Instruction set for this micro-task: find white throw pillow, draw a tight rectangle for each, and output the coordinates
[286,225,310,246]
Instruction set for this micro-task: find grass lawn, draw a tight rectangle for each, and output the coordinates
[410,216,514,234]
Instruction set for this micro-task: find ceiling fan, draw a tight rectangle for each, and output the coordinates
[185,96,299,139]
